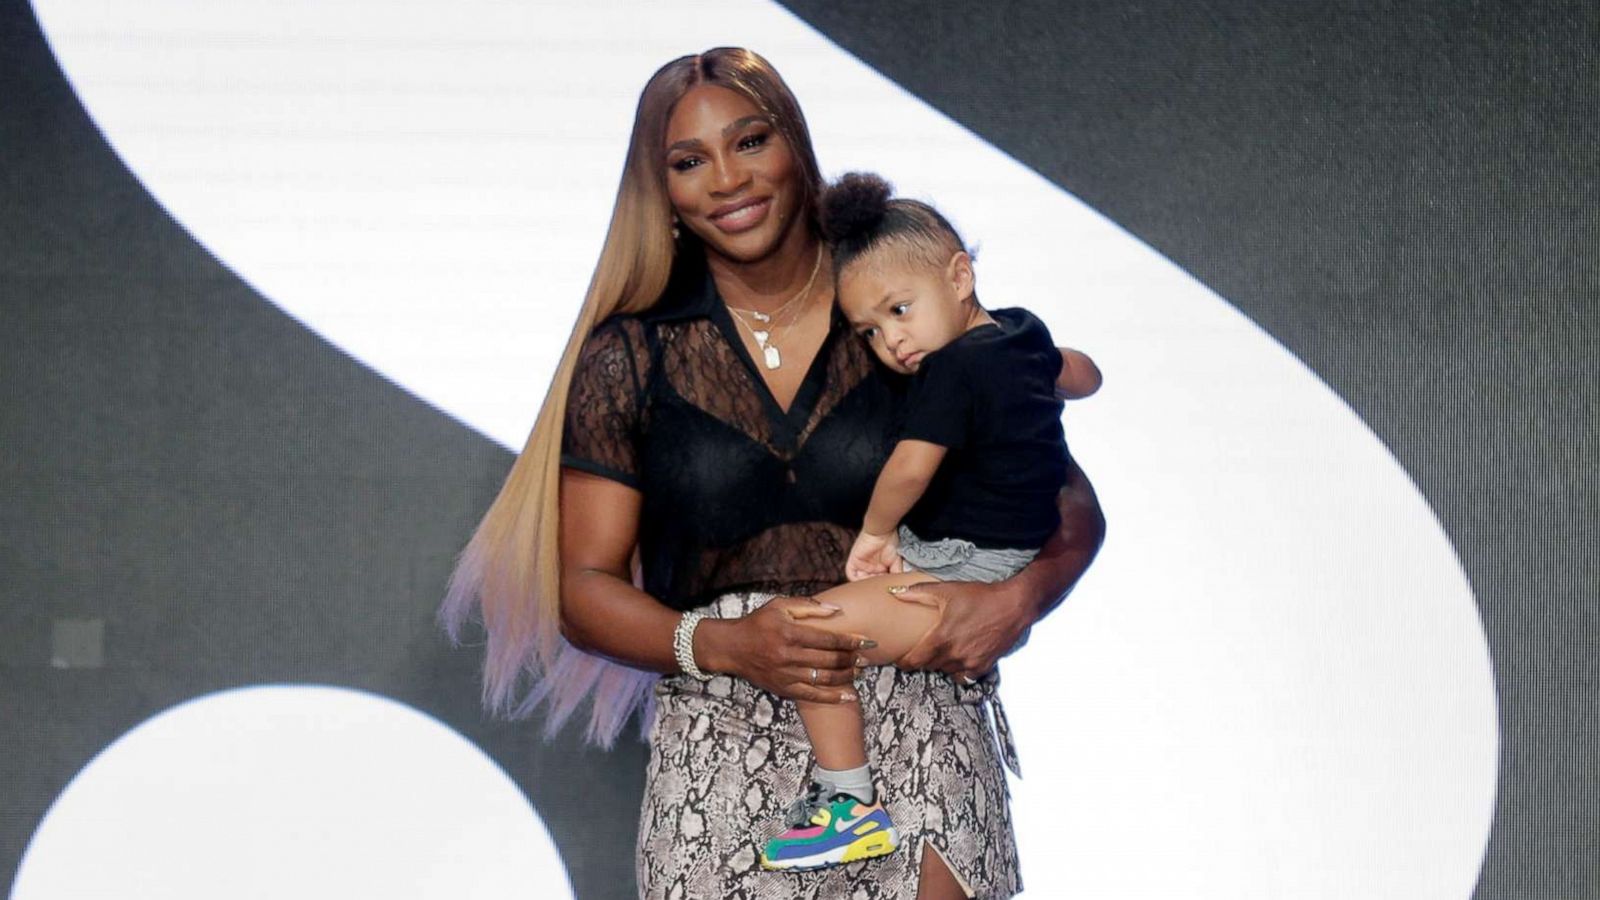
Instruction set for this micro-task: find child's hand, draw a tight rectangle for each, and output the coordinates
[846,529,903,581]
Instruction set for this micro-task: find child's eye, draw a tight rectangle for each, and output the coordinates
[858,327,878,341]
[890,303,910,317]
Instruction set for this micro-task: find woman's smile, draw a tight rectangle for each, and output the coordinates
[709,196,773,234]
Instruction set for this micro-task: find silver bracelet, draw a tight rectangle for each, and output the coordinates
[673,611,712,681]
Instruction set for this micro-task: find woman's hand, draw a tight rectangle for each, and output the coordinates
[892,461,1105,680]
[888,579,1034,682]
[697,597,870,703]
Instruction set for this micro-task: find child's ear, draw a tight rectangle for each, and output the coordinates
[947,250,976,302]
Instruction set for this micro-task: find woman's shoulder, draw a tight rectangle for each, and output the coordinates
[591,311,648,339]
[575,314,653,379]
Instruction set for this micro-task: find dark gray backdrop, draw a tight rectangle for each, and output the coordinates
[2,0,1595,897]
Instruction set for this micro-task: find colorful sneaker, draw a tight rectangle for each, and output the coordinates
[759,782,899,871]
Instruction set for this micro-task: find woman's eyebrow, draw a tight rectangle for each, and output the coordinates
[722,114,769,136]
[665,116,770,154]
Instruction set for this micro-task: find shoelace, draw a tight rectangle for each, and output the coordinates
[783,782,829,828]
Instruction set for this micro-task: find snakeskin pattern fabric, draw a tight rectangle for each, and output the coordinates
[636,593,1022,899]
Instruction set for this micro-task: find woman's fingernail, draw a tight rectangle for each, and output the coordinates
[817,602,841,611]
[855,655,869,667]
[886,585,907,595]
[841,691,858,702]
[859,639,879,650]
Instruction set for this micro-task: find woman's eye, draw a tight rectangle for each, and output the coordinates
[738,132,769,151]
[670,156,701,172]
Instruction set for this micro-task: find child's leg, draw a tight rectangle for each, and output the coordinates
[760,575,939,868]
[792,573,943,798]
[795,701,869,769]
[808,571,944,666]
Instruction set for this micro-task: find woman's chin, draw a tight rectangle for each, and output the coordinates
[695,215,803,266]
[701,233,782,266]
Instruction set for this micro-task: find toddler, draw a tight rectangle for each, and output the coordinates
[759,172,1098,872]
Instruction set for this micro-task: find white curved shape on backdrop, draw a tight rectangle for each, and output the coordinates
[31,1,1497,896]
[11,685,574,900]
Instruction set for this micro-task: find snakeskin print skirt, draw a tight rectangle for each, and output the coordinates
[636,592,1022,899]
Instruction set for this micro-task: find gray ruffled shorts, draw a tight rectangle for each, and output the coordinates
[897,526,1040,582]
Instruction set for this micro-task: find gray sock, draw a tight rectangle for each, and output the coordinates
[815,763,876,804]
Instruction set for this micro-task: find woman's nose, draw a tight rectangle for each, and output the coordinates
[711,157,751,195]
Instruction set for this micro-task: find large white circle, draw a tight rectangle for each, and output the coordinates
[31,1,1498,895]
[13,685,573,900]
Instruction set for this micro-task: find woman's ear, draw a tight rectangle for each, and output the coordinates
[946,250,976,302]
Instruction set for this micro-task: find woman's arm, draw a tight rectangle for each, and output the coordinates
[559,469,867,702]
[891,457,1106,679]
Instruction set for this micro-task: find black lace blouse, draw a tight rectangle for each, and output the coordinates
[561,252,903,611]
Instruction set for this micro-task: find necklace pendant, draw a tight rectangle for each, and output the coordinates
[763,345,782,369]
[752,330,770,344]
[751,311,772,323]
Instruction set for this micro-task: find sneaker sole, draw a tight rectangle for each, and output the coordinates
[760,827,900,871]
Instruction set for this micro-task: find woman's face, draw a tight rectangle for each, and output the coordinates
[663,84,806,265]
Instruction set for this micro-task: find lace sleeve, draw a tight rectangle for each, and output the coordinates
[561,317,648,488]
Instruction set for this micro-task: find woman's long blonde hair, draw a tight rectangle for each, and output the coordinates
[438,48,824,747]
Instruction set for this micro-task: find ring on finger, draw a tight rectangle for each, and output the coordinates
[810,667,818,685]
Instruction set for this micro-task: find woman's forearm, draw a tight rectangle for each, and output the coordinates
[556,472,859,697]
[886,460,1104,676]
[561,567,768,681]
[559,470,709,676]
[560,568,683,673]
[1010,460,1106,621]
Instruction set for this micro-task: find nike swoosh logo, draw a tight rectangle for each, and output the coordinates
[837,813,876,833]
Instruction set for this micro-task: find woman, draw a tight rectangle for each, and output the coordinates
[440,48,1105,899]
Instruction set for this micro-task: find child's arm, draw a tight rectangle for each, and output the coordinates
[845,440,948,581]
[1056,347,1103,399]
[864,440,947,535]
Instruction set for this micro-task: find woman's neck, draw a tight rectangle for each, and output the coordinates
[706,227,825,315]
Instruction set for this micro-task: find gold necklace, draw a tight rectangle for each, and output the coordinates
[727,246,823,370]
[726,245,823,323]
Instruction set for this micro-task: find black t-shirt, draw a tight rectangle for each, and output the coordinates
[899,307,1070,549]
[560,251,902,611]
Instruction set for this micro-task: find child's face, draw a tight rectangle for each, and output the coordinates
[838,249,976,375]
